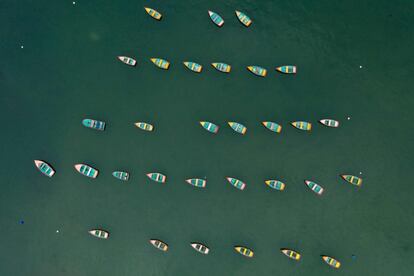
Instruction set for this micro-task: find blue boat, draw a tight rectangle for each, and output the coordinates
[82,119,105,131]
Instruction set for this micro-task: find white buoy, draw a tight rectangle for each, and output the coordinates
[347,117,351,120]
[359,172,362,175]
[56,230,59,233]
[359,65,363,69]
[73,1,76,5]
[20,45,24,49]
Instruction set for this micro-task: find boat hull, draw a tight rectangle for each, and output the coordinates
[322,256,341,268]
[341,174,362,186]
[145,7,162,20]
[265,180,285,191]
[228,122,247,135]
[276,65,297,74]
[82,119,105,131]
[235,11,252,27]
[226,177,246,190]
[305,180,324,195]
[281,249,301,260]
[150,58,170,70]
[262,121,282,133]
[74,164,99,178]
[191,243,210,254]
[89,229,109,239]
[183,61,203,73]
[291,121,312,131]
[147,172,167,183]
[135,122,154,131]
[186,178,207,188]
[247,66,267,77]
[208,10,224,27]
[117,56,137,66]
[211,62,231,73]
[319,119,339,128]
[112,171,129,181]
[234,246,254,257]
[34,160,55,177]
[200,121,219,134]
[150,239,168,251]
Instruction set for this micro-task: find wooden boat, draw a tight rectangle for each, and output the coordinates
[228,122,247,135]
[186,178,207,188]
[305,180,324,195]
[147,172,166,183]
[341,174,362,186]
[117,56,137,66]
[322,255,341,268]
[144,7,162,20]
[234,246,254,258]
[226,177,246,190]
[319,119,339,128]
[88,229,109,239]
[74,164,98,178]
[265,180,286,191]
[262,121,282,133]
[208,10,224,27]
[291,121,312,131]
[183,61,203,73]
[34,160,55,177]
[82,118,105,131]
[191,242,210,254]
[276,65,297,74]
[247,66,267,77]
[199,121,219,134]
[281,249,301,261]
[112,171,129,181]
[150,58,170,70]
[135,122,154,131]
[211,62,231,73]
[150,239,168,251]
[235,11,252,27]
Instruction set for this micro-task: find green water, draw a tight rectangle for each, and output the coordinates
[1,0,413,275]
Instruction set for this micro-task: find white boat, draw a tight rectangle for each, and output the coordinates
[191,242,210,254]
[319,119,339,128]
[88,229,109,239]
[117,56,137,66]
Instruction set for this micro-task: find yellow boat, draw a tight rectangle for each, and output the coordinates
[291,121,312,131]
[322,255,341,268]
[247,66,267,77]
[144,7,162,20]
[234,246,254,258]
[150,58,170,70]
[211,62,231,73]
[341,174,362,186]
[281,248,301,260]
[134,122,154,131]
[183,61,203,73]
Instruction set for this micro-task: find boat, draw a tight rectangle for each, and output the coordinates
[235,10,252,27]
[265,180,286,191]
[135,122,154,131]
[82,118,105,131]
[150,58,170,70]
[112,171,129,181]
[208,10,224,27]
[247,66,267,77]
[74,164,99,178]
[117,56,137,66]
[341,174,362,187]
[183,61,203,73]
[305,180,324,195]
[291,121,312,131]
[319,119,339,128]
[226,177,246,190]
[228,122,247,135]
[88,229,109,239]
[322,255,341,268]
[186,178,207,188]
[199,121,219,134]
[147,172,166,183]
[211,62,231,73]
[276,65,297,74]
[144,7,162,20]
[262,121,282,133]
[150,239,168,251]
[281,249,301,261]
[191,242,210,254]
[34,160,55,177]
[234,246,254,258]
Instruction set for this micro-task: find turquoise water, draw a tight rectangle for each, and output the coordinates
[1,0,413,275]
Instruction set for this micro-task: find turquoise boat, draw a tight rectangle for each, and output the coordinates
[235,11,252,27]
[305,180,324,195]
[150,58,170,70]
[226,177,246,190]
[112,171,129,181]
[82,119,105,130]
[265,180,286,191]
[186,178,207,188]
[199,121,219,134]
[262,121,282,133]
[291,121,312,131]
[228,122,247,135]
[74,164,98,178]
[34,160,55,177]
[247,66,267,77]
[212,62,231,73]
[147,172,166,183]
[208,10,224,27]
[276,65,297,74]
[183,61,203,73]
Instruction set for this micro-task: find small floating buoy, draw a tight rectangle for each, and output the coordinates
[359,65,363,69]
[56,230,60,233]
[72,1,76,5]
[359,172,362,175]
[347,117,351,120]
[20,45,24,49]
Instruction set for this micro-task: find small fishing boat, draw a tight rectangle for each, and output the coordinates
[281,249,301,261]
[186,178,207,188]
[341,174,362,186]
[276,65,297,74]
[262,121,282,133]
[112,171,129,181]
[208,10,224,27]
[191,242,210,254]
[247,66,267,77]
[199,121,219,134]
[226,177,246,190]
[144,7,162,20]
[322,255,341,268]
[134,122,154,132]
[235,10,252,27]
[291,121,312,131]
[265,180,286,191]
[150,239,168,251]
[319,119,339,128]
[234,246,254,258]
[34,160,55,177]
[211,62,231,73]
[117,56,137,66]
[150,58,170,70]
[74,164,99,178]
[183,61,203,73]
[88,229,109,239]
[82,118,105,131]
[228,122,247,135]
[305,180,324,195]
[147,172,166,183]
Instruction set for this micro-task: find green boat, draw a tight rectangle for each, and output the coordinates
[228,122,247,135]
[147,172,166,183]
[112,171,129,181]
[186,178,207,188]
[82,118,105,130]
[305,180,324,195]
[74,163,99,178]
[235,10,252,27]
[208,10,224,27]
[262,121,282,133]
[276,65,297,74]
[341,174,362,186]
[226,177,246,190]
[34,160,55,177]
[265,180,286,191]
[199,121,219,134]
